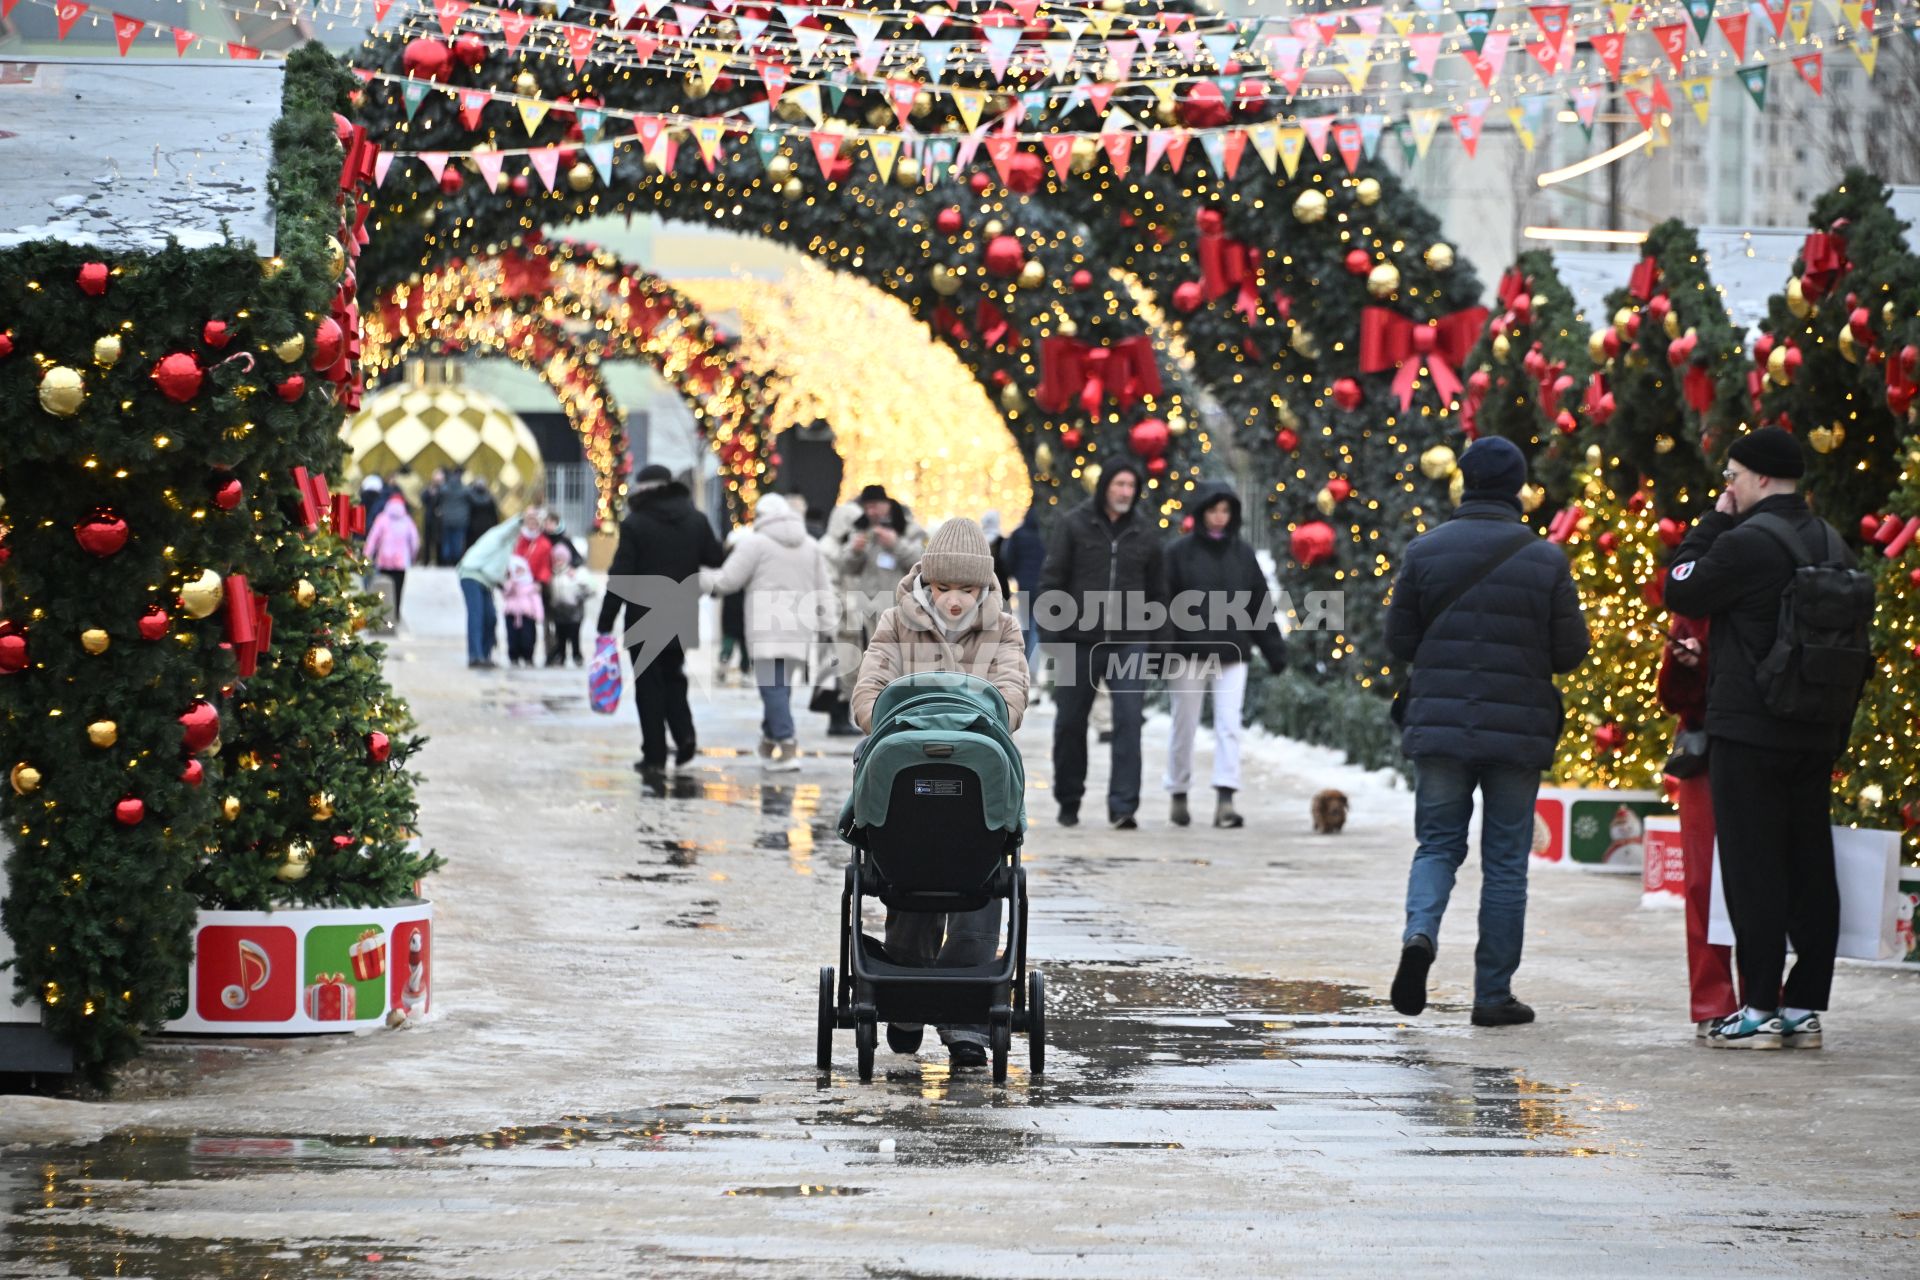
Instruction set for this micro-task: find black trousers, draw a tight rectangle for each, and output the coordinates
[549,619,583,665]
[630,638,695,768]
[1049,641,1146,819]
[1708,737,1841,1011]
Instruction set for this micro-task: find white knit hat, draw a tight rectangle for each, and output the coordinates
[921,517,994,587]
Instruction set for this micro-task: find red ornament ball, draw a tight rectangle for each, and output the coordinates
[1326,476,1352,503]
[0,631,26,675]
[1344,249,1372,276]
[77,263,110,297]
[276,375,307,402]
[1657,517,1686,548]
[213,477,243,510]
[1275,428,1299,453]
[180,759,205,788]
[151,352,204,404]
[368,730,392,764]
[1059,428,1083,451]
[510,174,530,196]
[179,700,221,754]
[983,235,1026,278]
[137,607,169,641]
[1128,418,1170,460]
[0,331,11,358]
[1592,722,1626,753]
[1005,152,1043,194]
[1556,409,1579,435]
[453,33,486,68]
[1172,280,1204,313]
[1071,269,1093,291]
[75,512,129,558]
[1290,520,1337,567]
[114,797,146,827]
[311,317,345,370]
[1331,377,1363,411]
[936,206,964,235]
[1146,455,1170,478]
[203,319,231,348]
[1597,531,1619,555]
[1177,80,1231,128]
[968,172,992,195]
[439,166,465,195]
[402,37,453,81]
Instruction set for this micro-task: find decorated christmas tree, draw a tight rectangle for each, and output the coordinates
[1551,452,1677,790]
[1755,169,1920,538]
[1592,220,1751,518]
[1839,436,1920,860]
[1462,249,1595,515]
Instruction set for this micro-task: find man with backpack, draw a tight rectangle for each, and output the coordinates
[1665,426,1875,1051]
[1385,437,1590,1027]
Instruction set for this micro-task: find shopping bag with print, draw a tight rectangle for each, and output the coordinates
[588,634,622,714]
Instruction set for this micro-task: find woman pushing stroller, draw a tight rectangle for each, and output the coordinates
[850,516,1029,1068]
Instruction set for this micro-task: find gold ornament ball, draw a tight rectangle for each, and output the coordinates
[684,74,710,100]
[774,97,808,124]
[999,382,1024,413]
[1491,333,1512,361]
[1355,177,1382,206]
[1056,315,1077,337]
[514,70,538,96]
[273,334,306,364]
[780,177,804,202]
[1612,306,1635,340]
[983,218,1005,238]
[181,569,225,619]
[895,156,921,188]
[1290,326,1319,358]
[10,762,42,796]
[80,628,109,655]
[222,795,242,821]
[310,792,336,822]
[1315,486,1337,516]
[1520,483,1546,515]
[1663,309,1683,340]
[293,578,318,608]
[87,720,118,748]
[1419,444,1458,480]
[1033,442,1055,474]
[567,162,595,192]
[326,237,346,281]
[1585,444,1605,469]
[303,646,335,678]
[1653,434,1676,455]
[1588,330,1610,364]
[1069,135,1100,175]
[1786,275,1810,318]
[38,366,85,417]
[765,154,794,183]
[275,841,313,883]
[1807,426,1836,454]
[92,335,122,368]
[1767,344,1792,385]
[864,103,892,129]
[1292,189,1328,224]
[912,90,934,119]
[1017,260,1046,289]
[1884,301,1898,329]
[1423,242,1454,272]
[1838,326,1860,364]
[1449,470,1467,506]
[1366,262,1401,299]
[1081,463,1102,495]
[929,265,962,296]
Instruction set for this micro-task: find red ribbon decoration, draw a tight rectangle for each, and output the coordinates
[1496,268,1528,309]
[1358,306,1490,411]
[1197,213,1263,322]
[1799,231,1846,300]
[329,493,364,536]
[1584,371,1613,422]
[974,299,1010,349]
[291,467,332,531]
[1628,256,1661,302]
[1034,336,1163,415]
[1887,350,1917,416]
[1547,503,1584,544]
[1682,364,1716,413]
[223,574,259,676]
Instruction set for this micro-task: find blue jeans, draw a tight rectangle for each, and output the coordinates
[459,577,497,665]
[440,523,468,565]
[1404,756,1540,1006]
[756,657,794,741]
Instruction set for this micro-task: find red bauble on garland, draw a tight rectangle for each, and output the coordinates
[1171,280,1204,313]
[213,475,244,510]
[1657,517,1686,548]
[1004,152,1043,193]
[0,628,26,676]
[1128,418,1170,459]
[453,32,487,68]
[935,206,963,235]
[114,797,145,826]
[180,758,205,788]
[1597,531,1619,555]
[179,700,221,754]
[367,730,392,764]
[1331,377,1363,411]
[509,174,530,196]
[75,512,129,558]
[1145,455,1170,478]
[311,317,345,370]
[202,319,231,348]
[1592,722,1626,753]
[1275,428,1299,452]
[1344,249,1372,276]
[1290,521,1337,567]
[151,352,204,403]
[77,263,110,296]
[1071,269,1093,291]
[968,172,992,195]
[276,376,306,402]
[402,36,453,81]
[439,166,465,195]
[137,606,169,641]
[1177,80,1230,127]
[1059,427,1083,450]
[983,235,1025,278]
[1326,476,1352,503]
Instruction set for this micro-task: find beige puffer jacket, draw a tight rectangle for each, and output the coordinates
[850,565,1030,732]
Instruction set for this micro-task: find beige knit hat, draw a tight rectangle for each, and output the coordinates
[920,517,995,587]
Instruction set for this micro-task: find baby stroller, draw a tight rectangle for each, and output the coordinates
[818,672,1044,1084]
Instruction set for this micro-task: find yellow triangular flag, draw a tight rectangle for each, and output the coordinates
[790,85,824,125]
[1086,10,1115,38]
[1609,2,1635,30]
[1250,123,1279,173]
[1387,13,1415,37]
[1149,80,1177,116]
[1840,1,1866,28]
[518,99,550,135]
[953,87,987,133]
[692,49,728,94]
[1277,126,1306,178]
[867,134,900,183]
[1857,36,1879,77]
[1787,0,1812,41]
[693,119,725,169]
[1681,76,1713,124]
[1407,108,1442,159]
[1507,107,1536,152]
[1336,35,1373,93]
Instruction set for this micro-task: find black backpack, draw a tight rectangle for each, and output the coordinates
[1737,513,1877,725]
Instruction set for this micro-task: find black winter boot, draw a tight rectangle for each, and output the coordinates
[1170,793,1190,827]
[1213,787,1244,828]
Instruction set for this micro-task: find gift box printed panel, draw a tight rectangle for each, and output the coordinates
[303,924,385,1022]
[1533,788,1672,870]
[1899,869,1920,964]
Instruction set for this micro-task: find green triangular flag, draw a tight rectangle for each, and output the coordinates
[1686,0,1716,41]
[1396,123,1419,167]
[824,69,849,112]
[753,130,783,169]
[1459,8,1496,54]
[401,80,430,122]
[1737,63,1769,108]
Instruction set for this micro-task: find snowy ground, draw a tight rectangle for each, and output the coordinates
[3,567,1917,1277]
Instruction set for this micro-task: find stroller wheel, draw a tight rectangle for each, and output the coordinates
[855,1017,877,1083]
[816,966,835,1072]
[990,1013,1011,1085]
[1027,971,1046,1077]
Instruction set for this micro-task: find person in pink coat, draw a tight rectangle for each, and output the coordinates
[500,554,545,667]
[362,494,421,622]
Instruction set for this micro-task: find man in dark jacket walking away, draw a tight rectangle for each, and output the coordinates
[998,509,1049,671]
[1665,426,1869,1051]
[1386,437,1589,1027]
[1039,460,1168,830]
[436,468,472,565]
[1163,481,1288,829]
[597,464,725,778]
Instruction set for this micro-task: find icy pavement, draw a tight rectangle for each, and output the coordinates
[3,568,1917,1277]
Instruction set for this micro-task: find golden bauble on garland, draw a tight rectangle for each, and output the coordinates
[1767,344,1793,385]
[80,629,109,655]
[87,720,118,748]
[999,382,1024,413]
[294,579,317,608]
[780,177,804,202]
[10,763,42,795]
[273,334,306,364]
[928,264,962,296]
[894,156,921,188]
[1588,330,1609,363]
[765,154,794,183]
[1423,242,1454,272]
[180,569,224,619]
[1491,333,1512,361]
[1366,262,1401,299]
[567,162,595,192]
[514,70,538,96]
[1653,434,1676,454]
[222,795,242,821]
[275,840,313,882]
[1786,275,1810,318]
[1292,189,1328,223]
[1664,310,1683,340]
[1419,445,1458,480]
[92,335,122,368]
[38,367,85,417]
[1017,260,1045,289]
[1081,463,1102,494]
[1355,177,1382,206]
[303,646,335,678]
[310,792,336,821]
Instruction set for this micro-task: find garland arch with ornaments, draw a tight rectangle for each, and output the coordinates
[0,46,431,1081]
[1753,170,1920,541]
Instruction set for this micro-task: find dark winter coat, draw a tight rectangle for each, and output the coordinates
[999,516,1047,594]
[1664,492,1850,753]
[1164,481,1287,669]
[1038,461,1168,645]
[1386,499,1590,769]
[595,481,726,636]
[438,481,473,528]
[467,483,500,534]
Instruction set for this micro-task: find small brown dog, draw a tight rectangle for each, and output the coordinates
[1311,789,1349,834]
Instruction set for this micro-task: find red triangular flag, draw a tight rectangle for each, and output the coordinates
[1088,82,1115,115]
[1624,88,1655,130]
[1759,0,1789,37]
[172,25,192,54]
[757,58,788,107]
[1165,130,1190,172]
[1528,4,1571,41]
[1043,134,1075,181]
[55,2,87,40]
[629,32,659,62]
[1526,40,1561,77]
[459,89,489,130]
[1591,31,1625,80]
[373,0,391,22]
[1794,52,1823,95]
[432,0,467,38]
[1451,114,1481,158]
[985,135,1020,187]
[1103,131,1133,177]
[1220,130,1247,179]
[1333,122,1363,172]
[226,42,261,60]
[112,12,142,54]
[566,25,596,74]
[500,10,532,53]
[1652,22,1688,74]
[808,130,843,178]
[1716,12,1748,59]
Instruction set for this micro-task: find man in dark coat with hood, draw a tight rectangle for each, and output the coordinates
[597,464,725,777]
[1385,436,1589,1029]
[1162,480,1288,829]
[1038,459,1168,829]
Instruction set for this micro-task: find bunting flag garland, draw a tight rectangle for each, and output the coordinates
[1737,63,1771,107]
[1794,50,1825,92]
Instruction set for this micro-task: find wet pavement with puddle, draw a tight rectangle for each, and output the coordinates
[1,585,1902,1277]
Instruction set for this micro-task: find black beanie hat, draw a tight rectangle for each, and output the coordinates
[1727,426,1806,480]
[1458,436,1528,504]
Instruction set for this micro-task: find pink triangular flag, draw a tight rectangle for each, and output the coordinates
[1220,130,1247,179]
[1165,130,1190,172]
[1103,130,1133,177]
[1143,129,1171,173]
[373,152,396,187]
[566,25,596,74]
[474,150,505,191]
[1408,33,1442,77]
[1301,116,1333,159]
[529,147,562,190]
[419,152,451,183]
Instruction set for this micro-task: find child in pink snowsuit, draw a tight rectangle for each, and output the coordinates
[501,554,544,666]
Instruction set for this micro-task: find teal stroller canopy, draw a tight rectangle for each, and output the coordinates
[840,673,1026,837]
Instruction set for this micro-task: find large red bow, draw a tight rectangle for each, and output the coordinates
[1799,231,1847,300]
[1358,306,1489,410]
[222,574,271,677]
[1035,335,1162,415]
[1197,214,1262,322]
[1496,268,1528,309]
[291,467,331,531]
[1683,365,1717,414]
[1628,256,1661,301]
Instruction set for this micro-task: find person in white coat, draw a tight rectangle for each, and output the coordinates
[701,494,839,770]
